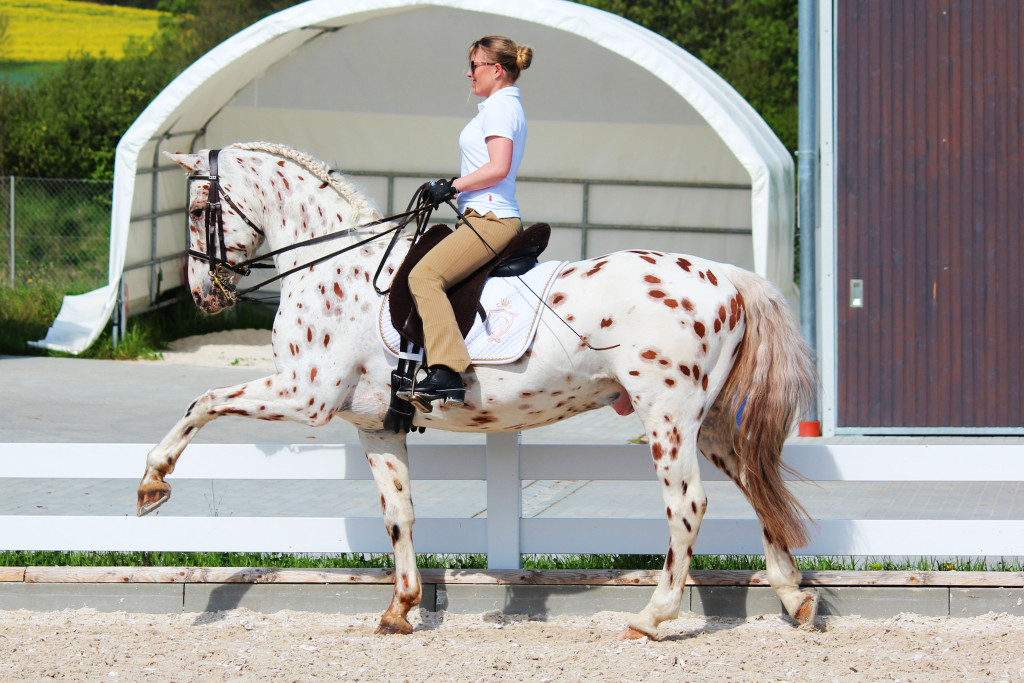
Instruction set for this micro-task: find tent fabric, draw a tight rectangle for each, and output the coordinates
[33,0,795,354]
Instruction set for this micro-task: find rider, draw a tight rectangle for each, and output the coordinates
[398,35,533,410]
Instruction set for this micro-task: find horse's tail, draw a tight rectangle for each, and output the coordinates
[717,265,817,550]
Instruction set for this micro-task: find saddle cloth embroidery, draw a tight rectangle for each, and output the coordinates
[377,260,568,365]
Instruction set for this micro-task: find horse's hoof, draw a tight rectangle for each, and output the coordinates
[794,589,820,627]
[374,616,413,635]
[621,626,657,641]
[137,481,172,517]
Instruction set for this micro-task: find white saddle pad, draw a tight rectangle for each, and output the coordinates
[377,260,568,365]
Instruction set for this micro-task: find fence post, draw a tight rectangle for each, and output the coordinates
[8,176,13,287]
[486,431,522,569]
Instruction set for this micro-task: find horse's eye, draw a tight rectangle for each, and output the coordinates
[190,207,204,219]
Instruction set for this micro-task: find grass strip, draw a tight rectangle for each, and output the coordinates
[1,551,1020,572]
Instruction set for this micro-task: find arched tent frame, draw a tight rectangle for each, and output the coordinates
[33,0,795,354]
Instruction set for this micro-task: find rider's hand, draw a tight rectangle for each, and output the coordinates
[426,178,457,208]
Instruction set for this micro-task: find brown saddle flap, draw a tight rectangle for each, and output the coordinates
[388,222,551,349]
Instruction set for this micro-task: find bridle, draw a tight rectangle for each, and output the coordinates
[186,149,271,302]
[184,149,436,304]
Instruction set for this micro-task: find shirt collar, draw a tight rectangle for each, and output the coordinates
[478,85,521,112]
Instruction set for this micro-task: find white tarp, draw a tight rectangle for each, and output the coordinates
[33,0,795,353]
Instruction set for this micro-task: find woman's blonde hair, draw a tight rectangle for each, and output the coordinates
[469,35,533,83]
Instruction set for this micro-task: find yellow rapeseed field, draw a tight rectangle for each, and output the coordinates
[1,0,166,62]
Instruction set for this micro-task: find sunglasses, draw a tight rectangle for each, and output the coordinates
[469,61,498,71]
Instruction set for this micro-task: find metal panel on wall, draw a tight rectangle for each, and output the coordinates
[836,0,1023,431]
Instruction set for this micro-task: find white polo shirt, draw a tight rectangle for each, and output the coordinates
[457,86,527,219]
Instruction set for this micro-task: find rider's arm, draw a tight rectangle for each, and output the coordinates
[452,136,513,193]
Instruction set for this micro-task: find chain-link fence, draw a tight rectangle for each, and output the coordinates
[0,177,113,294]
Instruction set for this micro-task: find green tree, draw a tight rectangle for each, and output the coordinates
[0,0,799,179]
[1,45,181,179]
[579,0,799,153]
[0,1,305,179]
[149,0,303,64]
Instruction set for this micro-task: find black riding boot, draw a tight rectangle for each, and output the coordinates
[396,365,465,412]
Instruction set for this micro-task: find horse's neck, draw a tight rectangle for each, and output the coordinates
[247,172,389,271]
[242,171,414,301]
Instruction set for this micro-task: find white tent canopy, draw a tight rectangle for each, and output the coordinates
[33,0,795,353]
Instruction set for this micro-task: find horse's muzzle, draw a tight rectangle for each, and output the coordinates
[192,281,236,314]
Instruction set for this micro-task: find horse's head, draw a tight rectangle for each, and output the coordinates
[166,150,266,314]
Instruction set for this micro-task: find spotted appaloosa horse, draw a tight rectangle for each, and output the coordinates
[139,142,818,639]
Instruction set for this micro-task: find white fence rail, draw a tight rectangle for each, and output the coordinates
[3,438,1024,567]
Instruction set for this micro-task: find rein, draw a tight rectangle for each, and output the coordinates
[185,147,615,351]
[185,149,437,303]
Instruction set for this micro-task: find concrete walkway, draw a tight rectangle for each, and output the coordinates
[2,355,1023,524]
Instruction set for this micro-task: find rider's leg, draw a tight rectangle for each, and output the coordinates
[404,210,521,405]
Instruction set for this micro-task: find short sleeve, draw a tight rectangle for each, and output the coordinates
[480,98,515,141]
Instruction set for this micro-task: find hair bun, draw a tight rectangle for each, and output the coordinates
[515,45,534,71]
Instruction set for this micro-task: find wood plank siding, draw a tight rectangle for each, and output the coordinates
[836,0,1023,430]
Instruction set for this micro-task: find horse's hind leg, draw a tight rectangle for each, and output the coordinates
[697,400,819,626]
[623,412,707,640]
[358,428,421,635]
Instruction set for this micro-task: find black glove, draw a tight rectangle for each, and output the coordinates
[425,178,457,209]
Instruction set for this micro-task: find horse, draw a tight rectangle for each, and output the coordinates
[139,141,819,640]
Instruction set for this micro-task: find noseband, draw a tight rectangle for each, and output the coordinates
[186,149,267,302]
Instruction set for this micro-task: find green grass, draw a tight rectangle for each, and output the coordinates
[2,551,1021,572]
[0,286,275,358]
[4,178,114,291]
[0,282,65,354]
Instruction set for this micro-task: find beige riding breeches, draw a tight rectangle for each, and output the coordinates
[407,208,523,372]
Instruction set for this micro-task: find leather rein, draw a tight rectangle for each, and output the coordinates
[185,149,436,303]
[184,148,616,351]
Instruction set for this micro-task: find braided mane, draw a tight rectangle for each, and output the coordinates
[228,142,382,221]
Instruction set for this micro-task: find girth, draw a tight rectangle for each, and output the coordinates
[388,222,551,349]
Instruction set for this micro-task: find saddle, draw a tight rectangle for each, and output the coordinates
[388,222,551,348]
[382,222,550,435]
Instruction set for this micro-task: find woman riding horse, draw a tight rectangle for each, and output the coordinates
[397,35,534,409]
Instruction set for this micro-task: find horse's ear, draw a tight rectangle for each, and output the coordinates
[164,151,207,174]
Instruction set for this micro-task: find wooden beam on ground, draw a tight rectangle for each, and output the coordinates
[0,567,25,582]
[14,567,1024,588]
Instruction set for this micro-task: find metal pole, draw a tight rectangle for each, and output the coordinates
[580,182,590,260]
[150,141,162,305]
[8,176,14,287]
[112,279,120,349]
[798,0,820,431]
[119,277,127,346]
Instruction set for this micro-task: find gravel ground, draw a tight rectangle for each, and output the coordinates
[4,608,1024,681]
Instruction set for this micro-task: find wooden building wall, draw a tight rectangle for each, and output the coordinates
[836,0,1023,430]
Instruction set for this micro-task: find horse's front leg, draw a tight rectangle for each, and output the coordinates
[137,374,328,515]
[358,428,421,635]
